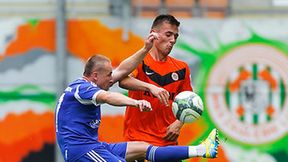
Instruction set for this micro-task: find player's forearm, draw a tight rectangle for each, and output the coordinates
[119,47,149,70]
[113,47,149,82]
[119,76,153,91]
[98,91,138,107]
[119,76,170,107]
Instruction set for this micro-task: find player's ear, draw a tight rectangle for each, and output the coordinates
[92,71,99,81]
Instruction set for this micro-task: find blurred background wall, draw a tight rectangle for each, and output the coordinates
[0,0,287,162]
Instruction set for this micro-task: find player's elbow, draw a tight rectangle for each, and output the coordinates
[118,77,130,89]
[96,91,110,104]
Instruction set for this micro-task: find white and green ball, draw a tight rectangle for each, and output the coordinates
[172,91,204,123]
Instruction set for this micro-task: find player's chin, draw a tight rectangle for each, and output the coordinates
[162,51,170,57]
[103,86,110,91]
[165,49,172,55]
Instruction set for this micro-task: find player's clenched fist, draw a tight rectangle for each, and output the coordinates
[136,100,152,112]
[144,32,159,52]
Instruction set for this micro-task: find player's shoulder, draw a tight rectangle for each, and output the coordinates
[69,78,99,89]
[69,78,87,86]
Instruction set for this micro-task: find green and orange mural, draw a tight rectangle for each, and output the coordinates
[0,19,145,162]
[0,18,287,162]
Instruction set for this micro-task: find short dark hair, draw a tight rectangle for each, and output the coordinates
[151,14,180,29]
[83,55,110,76]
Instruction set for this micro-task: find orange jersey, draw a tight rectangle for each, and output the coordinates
[124,53,193,146]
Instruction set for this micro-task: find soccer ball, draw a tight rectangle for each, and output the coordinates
[172,91,204,123]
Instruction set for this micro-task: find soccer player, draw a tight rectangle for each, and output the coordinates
[119,14,196,162]
[55,45,219,161]
[121,14,193,151]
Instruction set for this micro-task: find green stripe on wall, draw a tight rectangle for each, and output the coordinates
[253,64,258,124]
[240,115,244,122]
[280,79,286,109]
[253,64,258,80]
[225,81,230,109]
[253,114,258,124]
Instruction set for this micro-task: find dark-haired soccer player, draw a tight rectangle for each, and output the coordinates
[120,14,196,162]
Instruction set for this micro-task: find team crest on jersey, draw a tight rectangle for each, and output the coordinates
[171,72,179,81]
[206,44,288,144]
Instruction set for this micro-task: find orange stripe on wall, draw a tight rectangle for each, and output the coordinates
[4,20,55,56]
[67,20,144,66]
[0,111,55,162]
[2,20,144,67]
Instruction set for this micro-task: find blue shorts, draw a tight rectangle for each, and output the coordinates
[77,142,127,162]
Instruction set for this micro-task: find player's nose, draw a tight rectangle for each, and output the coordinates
[170,37,176,44]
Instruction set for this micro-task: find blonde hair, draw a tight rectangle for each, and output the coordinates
[83,55,111,76]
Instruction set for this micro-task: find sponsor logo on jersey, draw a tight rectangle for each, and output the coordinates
[89,119,101,129]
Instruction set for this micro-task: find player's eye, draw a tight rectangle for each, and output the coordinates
[166,33,172,37]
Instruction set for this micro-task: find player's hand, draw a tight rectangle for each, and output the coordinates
[143,32,159,52]
[164,120,184,141]
[136,100,152,112]
[149,85,170,107]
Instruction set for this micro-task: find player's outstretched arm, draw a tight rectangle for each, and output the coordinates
[119,76,169,106]
[96,90,152,111]
[112,32,159,82]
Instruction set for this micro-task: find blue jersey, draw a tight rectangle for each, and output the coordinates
[55,78,104,162]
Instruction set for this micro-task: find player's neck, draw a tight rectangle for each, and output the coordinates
[83,76,91,82]
[150,50,167,62]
